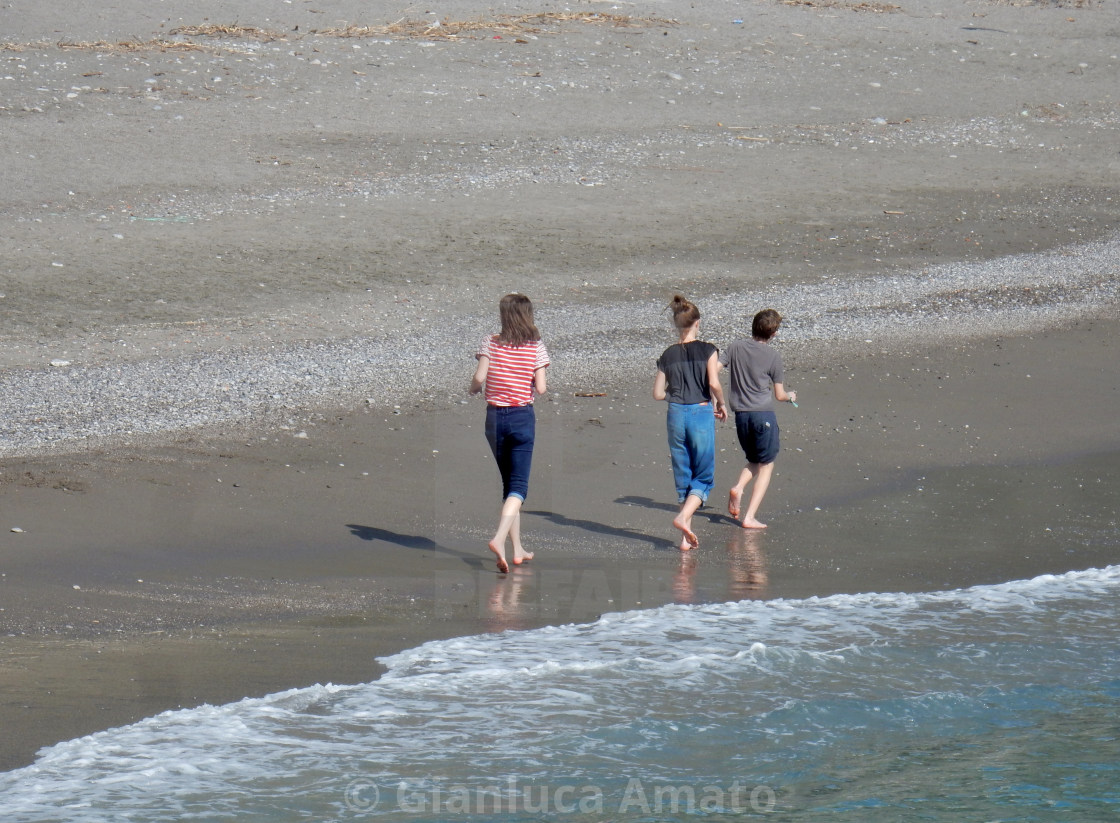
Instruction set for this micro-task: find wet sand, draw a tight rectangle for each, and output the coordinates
[2,0,1119,772]
[3,317,1119,771]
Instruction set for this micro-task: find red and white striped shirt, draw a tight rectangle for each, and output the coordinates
[477,335,551,407]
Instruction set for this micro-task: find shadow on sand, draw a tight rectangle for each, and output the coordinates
[524,508,669,550]
[345,524,486,569]
[614,495,735,526]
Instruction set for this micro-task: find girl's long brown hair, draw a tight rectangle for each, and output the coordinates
[497,293,541,345]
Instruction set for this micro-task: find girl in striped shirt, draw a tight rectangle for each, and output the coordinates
[469,294,550,574]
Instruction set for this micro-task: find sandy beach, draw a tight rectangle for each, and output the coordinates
[2,0,1118,773]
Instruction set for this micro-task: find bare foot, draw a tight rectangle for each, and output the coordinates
[512,551,535,566]
[728,488,742,518]
[672,516,700,549]
[678,536,694,552]
[488,540,510,574]
[740,517,768,530]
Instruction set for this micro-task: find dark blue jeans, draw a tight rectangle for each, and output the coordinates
[485,404,536,502]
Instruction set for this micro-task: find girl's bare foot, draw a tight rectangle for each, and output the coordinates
[672,515,700,550]
[728,488,742,518]
[488,540,510,574]
[512,551,535,566]
[740,517,768,530]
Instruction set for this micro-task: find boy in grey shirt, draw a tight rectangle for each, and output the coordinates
[718,309,797,529]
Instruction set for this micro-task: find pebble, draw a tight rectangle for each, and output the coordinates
[0,233,1116,458]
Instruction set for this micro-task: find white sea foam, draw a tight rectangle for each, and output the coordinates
[1,566,1118,821]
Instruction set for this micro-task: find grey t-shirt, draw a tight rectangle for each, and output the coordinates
[657,340,718,405]
[719,338,784,412]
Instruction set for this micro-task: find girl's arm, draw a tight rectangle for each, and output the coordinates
[773,381,797,404]
[534,366,548,396]
[470,355,489,395]
[652,370,667,401]
[706,352,728,420]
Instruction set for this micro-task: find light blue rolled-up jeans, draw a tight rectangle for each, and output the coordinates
[665,401,716,505]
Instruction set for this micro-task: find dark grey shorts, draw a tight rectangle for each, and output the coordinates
[735,410,779,465]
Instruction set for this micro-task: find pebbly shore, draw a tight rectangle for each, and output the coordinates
[1,230,1117,457]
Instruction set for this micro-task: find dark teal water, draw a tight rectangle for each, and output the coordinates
[2,566,1118,822]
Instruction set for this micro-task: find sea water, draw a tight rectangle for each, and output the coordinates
[2,566,1118,822]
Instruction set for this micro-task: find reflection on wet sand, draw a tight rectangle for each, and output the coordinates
[674,552,700,604]
[726,529,769,601]
[486,567,537,632]
[673,529,770,605]
[482,530,771,626]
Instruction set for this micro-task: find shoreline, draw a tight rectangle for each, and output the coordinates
[2,0,1119,777]
[3,314,1119,772]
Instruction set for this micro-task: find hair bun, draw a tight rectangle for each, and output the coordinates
[668,295,700,330]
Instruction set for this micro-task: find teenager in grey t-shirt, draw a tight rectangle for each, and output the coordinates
[719,337,784,412]
[717,309,797,530]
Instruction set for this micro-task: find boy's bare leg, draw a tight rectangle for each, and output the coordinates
[673,493,704,551]
[488,495,525,573]
[741,462,774,529]
[728,465,758,518]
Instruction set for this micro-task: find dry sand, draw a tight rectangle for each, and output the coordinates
[2,0,1119,772]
